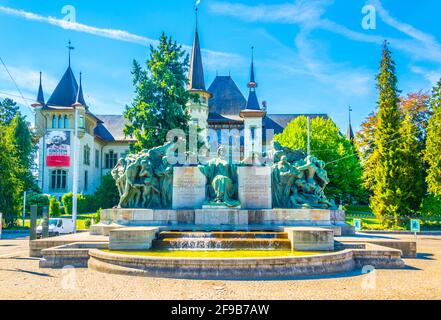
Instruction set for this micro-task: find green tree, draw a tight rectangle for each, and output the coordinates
[0,123,23,227]
[274,116,366,204]
[370,41,403,226]
[9,114,37,191]
[396,107,426,215]
[124,33,192,152]
[49,196,61,217]
[425,79,441,196]
[0,98,19,125]
[93,173,120,209]
[355,112,378,193]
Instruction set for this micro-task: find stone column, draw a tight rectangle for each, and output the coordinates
[29,205,38,241]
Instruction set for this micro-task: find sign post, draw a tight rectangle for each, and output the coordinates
[354,218,362,232]
[411,219,420,241]
[22,190,26,227]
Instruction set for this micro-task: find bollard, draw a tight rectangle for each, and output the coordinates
[30,205,38,241]
[42,206,49,238]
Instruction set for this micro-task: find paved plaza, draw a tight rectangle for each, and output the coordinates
[1,233,441,300]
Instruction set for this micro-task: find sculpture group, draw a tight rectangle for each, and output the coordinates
[112,141,336,210]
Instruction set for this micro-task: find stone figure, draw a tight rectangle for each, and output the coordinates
[156,156,173,208]
[271,145,336,209]
[113,141,177,209]
[199,146,240,207]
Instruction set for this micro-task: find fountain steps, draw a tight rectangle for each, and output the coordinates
[158,231,288,239]
[152,231,292,250]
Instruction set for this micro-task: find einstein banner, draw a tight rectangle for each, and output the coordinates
[46,131,71,167]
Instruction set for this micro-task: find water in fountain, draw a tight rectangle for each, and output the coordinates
[152,231,292,251]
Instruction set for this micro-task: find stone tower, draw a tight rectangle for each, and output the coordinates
[240,47,266,159]
[186,12,212,143]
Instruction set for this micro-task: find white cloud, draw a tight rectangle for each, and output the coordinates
[411,66,441,87]
[0,5,242,70]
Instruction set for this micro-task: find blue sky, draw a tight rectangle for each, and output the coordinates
[1,0,440,133]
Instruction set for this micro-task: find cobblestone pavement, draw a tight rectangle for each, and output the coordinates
[0,234,440,300]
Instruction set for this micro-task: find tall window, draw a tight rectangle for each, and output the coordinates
[84,170,88,191]
[58,115,62,129]
[52,115,57,129]
[95,149,100,168]
[105,150,118,169]
[64,115,69,128]
[50,170,67,191]
[79,115,85,129]
[83,145,91,165]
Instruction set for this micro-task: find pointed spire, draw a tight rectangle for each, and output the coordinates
[36,72,45,105]
[188,7,206,91]
[347,106,354,141]
[246,46,260,110]
[73,72,87,107]
[67,40,75,67]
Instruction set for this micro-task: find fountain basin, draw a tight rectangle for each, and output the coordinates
[88,243,404,279]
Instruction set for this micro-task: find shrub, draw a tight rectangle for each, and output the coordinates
[94,208,101,224]
[93,173,119,209]
[25,193,50,215]
[420,194,441,217]
[49,196,61,217]
[61,193,98,215]
[84,218,92,229]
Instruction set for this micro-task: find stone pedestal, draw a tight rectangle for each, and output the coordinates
[195,209,248,226]
[172,167,206,209]
[238,166,272,209]
[109,227,160,250]
[284,227,334,251]
[90,223,125,236]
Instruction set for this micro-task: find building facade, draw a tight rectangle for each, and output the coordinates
[33,23,328,198]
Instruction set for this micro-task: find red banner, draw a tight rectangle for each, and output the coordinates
[46,131,71,167]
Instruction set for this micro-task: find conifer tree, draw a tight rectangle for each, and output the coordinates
[425,79,441,195]
[370,41,403,225]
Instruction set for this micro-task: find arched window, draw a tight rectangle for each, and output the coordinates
[52,115,57,129]
[50,170,67,191]
[64,115,69,129]
[58,115,62,129]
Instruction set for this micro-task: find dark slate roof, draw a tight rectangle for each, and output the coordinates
[75,73,87,107]
[94,115,134,142]
[208,76,247,115]
[47,66,79,107]
[188,31,206,91]
[347,123,354,140]
[208,112,244,124]
[264,114,329,134]
[36,72,45,105]
[246,90,260,110]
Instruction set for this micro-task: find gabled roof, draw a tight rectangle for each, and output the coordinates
[46,66,79,107]
[208,76,247,115]
[188,30,206,91]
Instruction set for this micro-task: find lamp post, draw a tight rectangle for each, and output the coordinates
[307,115,311,156]
[72,105,79,234]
